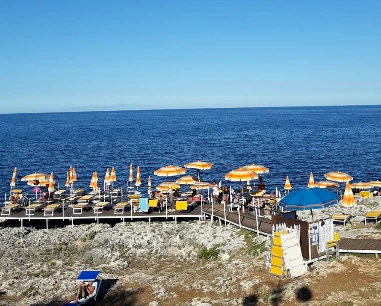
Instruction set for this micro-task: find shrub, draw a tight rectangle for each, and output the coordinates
[198,246,219,260]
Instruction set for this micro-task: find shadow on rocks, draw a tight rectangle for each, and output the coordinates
[96,287,143,306]
[242,294,259,306]
[269,284,284,306]
[295,285,313,302]
[96,278,118,302]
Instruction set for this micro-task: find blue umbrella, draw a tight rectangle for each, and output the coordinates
[279,188,338,220]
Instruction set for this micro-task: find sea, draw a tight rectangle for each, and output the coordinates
[1,105,381,198]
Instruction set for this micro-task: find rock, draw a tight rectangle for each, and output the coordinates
[149,301,159,306]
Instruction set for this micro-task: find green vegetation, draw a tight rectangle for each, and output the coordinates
[238,229,267,256]
[375,221,381,230]
[198,246,219,260]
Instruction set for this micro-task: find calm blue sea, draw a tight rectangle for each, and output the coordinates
[1,105,381,197]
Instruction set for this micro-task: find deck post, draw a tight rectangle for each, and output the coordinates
[149,217,151,225]
[165,197,168,220]
[46,219,48,230]
[200,195,203,220]
[131,199,133,220]
[237,205,241,228]
[175,217,177,223]
[211,197,214,225]
[71,217,74,228]
[122,217,125,225]
[218,218,221,226]
[255,207,259,236]
[223,202,227,225]
[21,218,23,230]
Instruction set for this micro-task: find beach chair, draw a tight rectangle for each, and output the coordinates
[364,210,381,225]
[114,201,129,214]
[1,203,20,216]
[25,203,44,216]
[148,199,160,212]
[65,270,102,306]
[93,201,110,214]
[44,203,61,216]
[359,191,373,199]
[175,200,189,212]
[73,203,91,215]
[138,198,149,213]
[332,213,352,226]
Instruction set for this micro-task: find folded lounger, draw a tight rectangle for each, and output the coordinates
[114,201,129,214]
[364,210,381,225]
[65,270,101,306]
[332,213,351,226]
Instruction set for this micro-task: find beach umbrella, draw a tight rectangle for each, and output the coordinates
[190,182,210,190]
[308,172,315,188]
[184,160,212,181]
[284,176,292,192]
[279,188,338,221]
[48,173,55,193]
[65,172,70,188]
[342,182,356,208]
[21,173,47,182]
[368,180,381,188]
[27,179,50,187]
[10,167,17,188]
[324,171,353,182]
[155,165,187,177]
[314,181,340,188]
[104,168,110,189]
[241,164,269,174]
[176,175,197,185]
[148,176,152,188]
[109,166,117,182]
[135,166,141,187]
[93,171,99,191]
[129,164,133,182]
[225,169,258,182]
[156,182,180,191]
[89,172,96,189]
[350,182,372,190]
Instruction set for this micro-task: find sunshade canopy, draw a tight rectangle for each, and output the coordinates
[21,173,48,181]
[184,160,213,170]
[279,188,338,211]
[368,180,381,188]
[324,171,353,182]
[350,182,372,190]
[176,175,197,185]
[225,169,258,182]
[154,165,186,177]
[240,164,269,174]
[314,181,340,188]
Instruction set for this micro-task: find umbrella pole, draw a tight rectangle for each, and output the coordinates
[211,194,214,225]
[311,209,314,223]
[62,199,65,220]
[223,200,226,225]
[200,194,203,220]
[166,196,168,220]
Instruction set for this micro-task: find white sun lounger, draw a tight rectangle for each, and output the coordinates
[114,201,129,214]
[93,201,110,214]
[1,203,20,216]
[44,203,61,216]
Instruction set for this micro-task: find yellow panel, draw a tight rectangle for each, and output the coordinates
[149,199,158,207]
[271,256,283,267]
[176,201,188,211]
[270,265,283,276]
[273,236,282,246]
[271,245,283,257]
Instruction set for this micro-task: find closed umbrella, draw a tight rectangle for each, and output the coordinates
[308,172,315,188]
[136,166,141,188]
[110,166,117,182]
[65,172,70,188]
[129,164,133,183]
[342,182,356,208]
[104,168,110,191]
[10,167,17,188]
[284,176,292,192]
[148,176,152,195]
[48,173,55,193]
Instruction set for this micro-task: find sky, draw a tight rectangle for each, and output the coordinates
[1,0,381,114]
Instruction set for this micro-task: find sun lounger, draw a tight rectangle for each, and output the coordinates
[78,195,94,203]
[1,203,20,216]
[332,213,352,226]
[65,270,101,306]
[25,203,44,216]
[364,210,381,225]
[359,191,373,199]
[114,201,129,214]
[73,203,91,215]
[93,201,110,214]
[44,203,61,216]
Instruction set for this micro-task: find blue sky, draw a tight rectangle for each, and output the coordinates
[1,0,380,113]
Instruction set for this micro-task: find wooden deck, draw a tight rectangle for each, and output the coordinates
[339,238,381,254]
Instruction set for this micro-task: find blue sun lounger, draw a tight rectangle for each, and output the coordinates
[65,270,101,305]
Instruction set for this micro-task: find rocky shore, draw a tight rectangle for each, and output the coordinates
[0,197,380,305]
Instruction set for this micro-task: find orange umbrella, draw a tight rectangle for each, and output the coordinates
[48,173,55,192]
[148,176,152,187]
[225,169,258,182]
[154,165,186,177]
[110,166,117,182]
[89,172,95,189]
[156,182,180,191]
[176,175,197,185]
[184,160,212,181]
[190,182,211,190]
[27,179,50,187]
[10,167,17,187]
[241,164,269,174]
[93,171,99,191]
[350,182,372,190]
[65,172,70,188]
[72,167,77,182]
[368,180,381,188]
[135,166,141,187]
[21,173,47,182]
[324,171,353,182]
[129,164,133,182]
[308,172,315,188]
[342,181,356,208]
[284,176,292,191]
[104,168,110,185]
[314,181,339,188]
